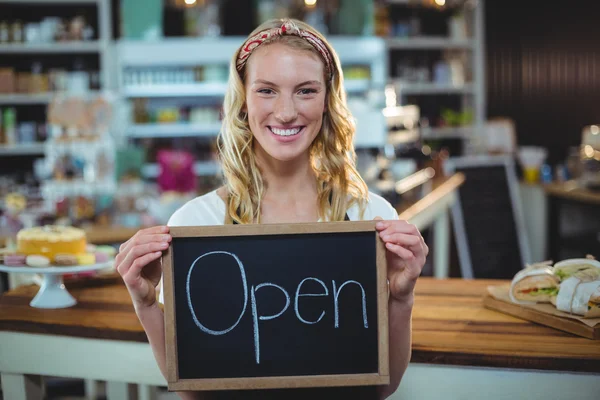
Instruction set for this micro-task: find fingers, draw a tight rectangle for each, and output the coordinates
[376,219,418,235]
[121,251,163,286]
[119,226,169,253]
[116,227,171,280]
[379,232,422,248]
[384,242,414,260]
[119,240,169,276]
[376,220,427,264]
[119,233,171,257]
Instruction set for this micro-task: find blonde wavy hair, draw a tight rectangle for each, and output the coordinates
[218,18,369,224]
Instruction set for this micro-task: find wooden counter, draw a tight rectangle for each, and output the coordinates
[543,180,600,205]
[1,277,598,373]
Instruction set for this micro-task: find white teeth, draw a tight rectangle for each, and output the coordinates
[270,127,301,136]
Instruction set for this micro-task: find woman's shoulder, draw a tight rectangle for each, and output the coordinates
[167,187,227,227]
[348,191,398,221]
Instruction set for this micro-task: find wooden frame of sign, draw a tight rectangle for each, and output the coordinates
[162,220,389,391]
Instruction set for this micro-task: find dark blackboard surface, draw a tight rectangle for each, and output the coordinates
[450,160,527,279]
[171,231,379,380]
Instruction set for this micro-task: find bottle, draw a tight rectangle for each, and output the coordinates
[0,21,9,43]
[0,107,4,144]
[3,107,17,145]
[11,20,24,43]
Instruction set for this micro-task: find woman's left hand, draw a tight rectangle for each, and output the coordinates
[375,219,429,302]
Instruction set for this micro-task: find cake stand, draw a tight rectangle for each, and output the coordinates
[0,261,114,309]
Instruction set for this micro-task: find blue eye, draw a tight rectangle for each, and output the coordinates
[298,88,317,95]
[258,88,274,94]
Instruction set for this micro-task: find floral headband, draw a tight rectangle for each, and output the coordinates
[236,20,334,81]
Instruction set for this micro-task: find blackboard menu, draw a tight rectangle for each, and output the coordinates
[449,158,529,279]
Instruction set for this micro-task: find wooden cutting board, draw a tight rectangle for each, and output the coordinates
[483,288,600,340]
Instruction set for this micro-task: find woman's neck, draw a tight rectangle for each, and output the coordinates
[256,152,318,203]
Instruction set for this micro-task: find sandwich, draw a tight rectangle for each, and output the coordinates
[555,276,600,317]
[573,267,600,282]
[553,258,600,281]
[510,266,560,304]
[587,288,600,318]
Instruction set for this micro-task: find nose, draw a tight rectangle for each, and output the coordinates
[274,94,298,123]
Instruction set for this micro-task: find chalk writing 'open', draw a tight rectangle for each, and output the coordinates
[185,251,369,364]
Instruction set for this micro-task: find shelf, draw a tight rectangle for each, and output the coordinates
[388,129,420,145]
[345,79,371,93]
[0,42,103,54]
[142,161,220,178]
[421,126,474,139]
[386,37,474,49]
[127,123,222,138]
[0,143,46,156]
[395,82,475,94]
[0,92,104,105]
[122,83,228,98]
[124,80,372,98]
[0,0,101,3]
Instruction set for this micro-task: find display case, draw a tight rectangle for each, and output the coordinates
[0,0,113,157]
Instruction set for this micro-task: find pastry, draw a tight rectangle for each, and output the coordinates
[95,245,117,257]
[76,253,95,265]
[25,255,51,268]
[54,254,79,266]
[94,251,109,263]
[86,244,97,253]
[17,225,87,262]
[3,254,26,266]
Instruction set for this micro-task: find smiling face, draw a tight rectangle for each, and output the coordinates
[244,42,327,164]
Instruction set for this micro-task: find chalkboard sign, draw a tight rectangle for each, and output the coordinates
[444,155,531,279]
[162,221,389,392]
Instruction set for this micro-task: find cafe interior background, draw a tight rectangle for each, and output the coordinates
[0,0,599,398]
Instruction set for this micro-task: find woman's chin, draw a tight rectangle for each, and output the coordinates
[262,147,310,163]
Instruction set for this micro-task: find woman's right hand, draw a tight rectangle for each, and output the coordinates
[115,226,172,310]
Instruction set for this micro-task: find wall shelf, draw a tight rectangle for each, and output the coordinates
[122,83,228,98]
[386,37,474,50]
[421,126,474,139]
[0,143,46,156]
[0,42,104,54]
[127,123,222,138]
[142,161,220,178]
[0,92,104,105]
[0,0,101,3]
[394,82,475,95]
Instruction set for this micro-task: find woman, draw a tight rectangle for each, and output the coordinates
[116,18,428,400]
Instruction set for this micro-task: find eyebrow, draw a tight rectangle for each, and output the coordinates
[252,79,323,88]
